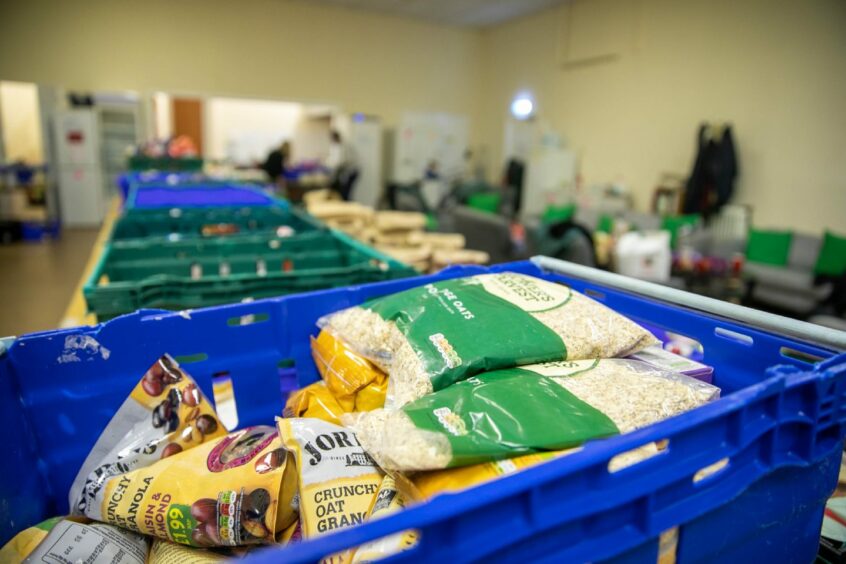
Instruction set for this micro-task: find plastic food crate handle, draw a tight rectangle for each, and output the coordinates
[532,256,846,351]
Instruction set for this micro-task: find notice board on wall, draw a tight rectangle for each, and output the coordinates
[393,112,468,183]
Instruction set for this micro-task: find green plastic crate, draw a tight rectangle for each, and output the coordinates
[84,231,417,320]
[111,205,321,241]
[127,156,204,172]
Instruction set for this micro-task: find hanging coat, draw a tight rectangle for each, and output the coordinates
[683,123,738,217]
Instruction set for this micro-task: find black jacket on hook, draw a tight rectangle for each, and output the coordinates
[683,123,738,218]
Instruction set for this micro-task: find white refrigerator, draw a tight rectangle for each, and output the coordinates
[348,117,382,208]
[53,109,107,226]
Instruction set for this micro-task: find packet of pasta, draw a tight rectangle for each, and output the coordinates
[311,331,388,411]
[350,475,418,563]
[284,381,346,425]
[277,418,382,562]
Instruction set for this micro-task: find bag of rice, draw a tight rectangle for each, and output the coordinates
[322,272,658,406]
[277,418,383,563]
[344,359,719,471]
[349,475,419,563]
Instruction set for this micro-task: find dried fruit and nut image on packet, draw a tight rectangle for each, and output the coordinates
[68,355,298,548]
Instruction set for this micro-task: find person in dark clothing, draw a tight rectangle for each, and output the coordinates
[684,123,737,219]
[262,141,290,185]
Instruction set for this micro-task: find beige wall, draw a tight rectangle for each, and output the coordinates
[480,0,846,234]
[0,81,44,163]
[2,0,844,233]
[0,0,484,140]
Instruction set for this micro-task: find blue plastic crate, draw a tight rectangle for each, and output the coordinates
[2,258,845,562]
[125,181,279,210]
[116,171,206,202]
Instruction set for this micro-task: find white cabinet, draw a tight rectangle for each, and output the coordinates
[53,109,108,226]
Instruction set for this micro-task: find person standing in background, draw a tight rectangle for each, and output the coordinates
[326,130,359,201]
[262,140,291,187]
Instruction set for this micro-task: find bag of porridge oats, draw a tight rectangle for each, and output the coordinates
[344,359,719,471]
[321,272,658,406]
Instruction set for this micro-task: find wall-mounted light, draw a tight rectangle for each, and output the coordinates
[510,94,534,120]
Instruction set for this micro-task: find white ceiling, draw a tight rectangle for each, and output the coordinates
[311,0,565,27]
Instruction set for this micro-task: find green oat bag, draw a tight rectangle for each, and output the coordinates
[321,273,657,406]
[344,359,720,471]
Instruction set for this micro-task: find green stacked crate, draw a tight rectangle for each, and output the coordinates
[111,205,322,241]
[87,191,416,320]
[127,155,204,171]
[85,228,415,320]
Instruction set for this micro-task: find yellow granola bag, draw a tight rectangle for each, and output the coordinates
[68,356,297,548]
[71,425,297,547]
[69,355,227,509]
[277,418,382,563]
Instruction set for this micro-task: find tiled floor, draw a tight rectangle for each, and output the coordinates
[0,228,99,336]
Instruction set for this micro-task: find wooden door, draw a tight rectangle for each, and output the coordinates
[172,97,203,154]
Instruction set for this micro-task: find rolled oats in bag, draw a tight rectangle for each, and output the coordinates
[344,359,719,472]
[321,272,658,406]
[277,417,382,562]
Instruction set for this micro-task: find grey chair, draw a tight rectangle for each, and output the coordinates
[745,233,832,316]
[447,205,515,264]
